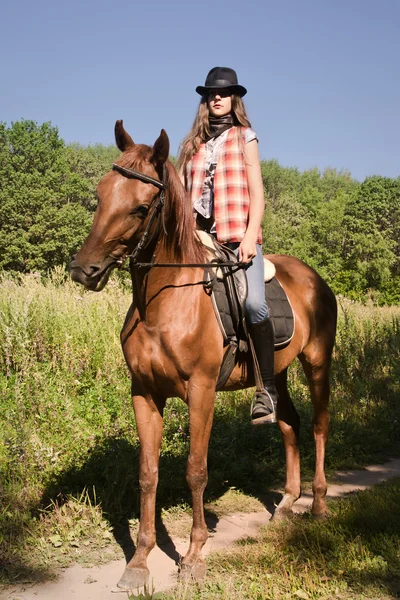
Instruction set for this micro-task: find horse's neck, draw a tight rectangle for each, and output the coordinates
[129,241,192,317]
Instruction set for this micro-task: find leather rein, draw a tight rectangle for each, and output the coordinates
[111,162,247,272]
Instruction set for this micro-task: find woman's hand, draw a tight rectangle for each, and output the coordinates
[238,234,257,263]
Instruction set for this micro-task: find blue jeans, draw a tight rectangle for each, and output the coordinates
[226,243,269,324]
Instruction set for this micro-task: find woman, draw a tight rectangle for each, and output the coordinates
[178,66,278,425]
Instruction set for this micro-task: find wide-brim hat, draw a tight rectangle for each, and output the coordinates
[196,66,247,97]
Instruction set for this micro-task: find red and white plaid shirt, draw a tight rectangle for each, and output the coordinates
[186,127,262,245]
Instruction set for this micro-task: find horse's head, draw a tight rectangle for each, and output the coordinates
[70,120,169,291]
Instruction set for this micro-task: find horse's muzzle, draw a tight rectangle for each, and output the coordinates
[69,255,117,291]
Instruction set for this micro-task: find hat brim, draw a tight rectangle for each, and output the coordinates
[196,84,247,98]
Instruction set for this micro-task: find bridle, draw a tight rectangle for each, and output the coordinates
[112,162,167,264]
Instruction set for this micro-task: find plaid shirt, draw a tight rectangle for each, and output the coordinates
[186,127,262,244]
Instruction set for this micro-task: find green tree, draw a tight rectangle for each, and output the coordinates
[64,143,120,211]
[0,120,93,272]
[340,176,400,303]
[261,161,356,290]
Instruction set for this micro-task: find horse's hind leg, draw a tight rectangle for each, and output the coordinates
[180,378,215,581]
[274,368,301,519]
[299,349,332,518]
[117,393,164,591]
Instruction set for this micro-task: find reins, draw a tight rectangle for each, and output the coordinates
[112,162,249,272]
[132,259,248,270]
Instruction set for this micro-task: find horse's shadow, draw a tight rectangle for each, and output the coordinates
[39,410,285,569]
[39,437,224,568]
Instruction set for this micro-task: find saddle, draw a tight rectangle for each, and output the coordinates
[197,231,295,390]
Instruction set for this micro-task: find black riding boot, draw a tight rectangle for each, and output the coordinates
[248,317,278,425]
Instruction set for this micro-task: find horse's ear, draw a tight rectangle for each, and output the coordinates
[115,120,135,152]
[151,129,169,165]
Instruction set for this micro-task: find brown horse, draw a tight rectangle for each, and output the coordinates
[70,120,337,590]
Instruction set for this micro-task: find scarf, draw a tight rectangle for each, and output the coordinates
[206,114,234,142]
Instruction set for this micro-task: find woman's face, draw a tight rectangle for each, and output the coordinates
[207,89,232,117]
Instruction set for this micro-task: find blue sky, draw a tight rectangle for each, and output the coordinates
[1,0,399,181]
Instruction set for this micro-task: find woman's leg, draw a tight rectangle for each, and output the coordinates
[243,244,269,323]
[229,244,278,424]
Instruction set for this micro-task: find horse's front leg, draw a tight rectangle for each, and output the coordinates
[117,392,165,591]
[180,378,215,581]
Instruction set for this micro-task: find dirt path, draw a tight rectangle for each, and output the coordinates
[3,458,400,600]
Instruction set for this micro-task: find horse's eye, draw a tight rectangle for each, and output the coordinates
[131,205,149,219]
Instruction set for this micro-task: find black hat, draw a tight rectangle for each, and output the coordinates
[196,66,247,97]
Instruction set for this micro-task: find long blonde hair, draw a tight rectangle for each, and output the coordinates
[178,94,251,172]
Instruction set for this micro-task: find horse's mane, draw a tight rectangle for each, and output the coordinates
[118,145,205,264]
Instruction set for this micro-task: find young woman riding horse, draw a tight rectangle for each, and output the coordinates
[179,67,278,425]
[70,99,337,590]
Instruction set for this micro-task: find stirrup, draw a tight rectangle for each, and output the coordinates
[250,389,277,426]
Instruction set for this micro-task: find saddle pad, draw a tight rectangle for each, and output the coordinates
[265,277,295,348]
[214,276,294,390]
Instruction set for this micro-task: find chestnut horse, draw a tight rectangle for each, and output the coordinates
[70,120,337,590]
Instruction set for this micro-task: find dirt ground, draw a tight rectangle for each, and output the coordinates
[3,458,400,600]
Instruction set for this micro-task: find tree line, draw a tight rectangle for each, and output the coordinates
[0,120,399,304]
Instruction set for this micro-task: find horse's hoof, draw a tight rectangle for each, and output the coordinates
[272,507,294,522]
[312,500,329,520]
[312,508,329,520]
[117,566,149,591]
[180,559,207,582]
[273,493,299,521]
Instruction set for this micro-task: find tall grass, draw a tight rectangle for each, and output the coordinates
[0,269,134,581]
[0,270,399,584]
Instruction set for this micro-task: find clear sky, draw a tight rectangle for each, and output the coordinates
[1,0,399,181]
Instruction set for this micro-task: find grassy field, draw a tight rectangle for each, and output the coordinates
[0,268,399,590]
